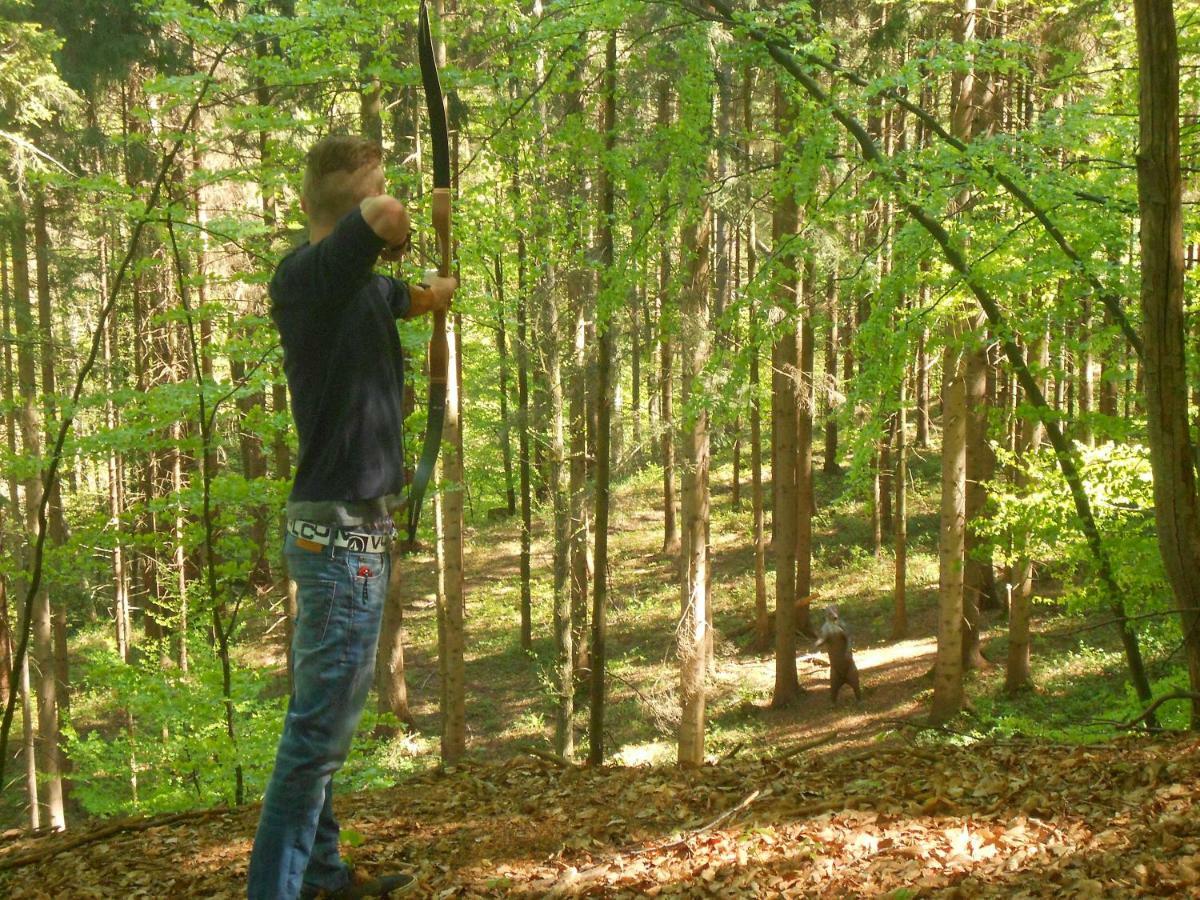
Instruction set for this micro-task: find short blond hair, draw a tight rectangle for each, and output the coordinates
[302,135,383,225]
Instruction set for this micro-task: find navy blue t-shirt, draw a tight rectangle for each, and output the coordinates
[270,207,411,512]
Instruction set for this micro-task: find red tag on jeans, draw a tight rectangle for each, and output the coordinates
[358,565,372,578]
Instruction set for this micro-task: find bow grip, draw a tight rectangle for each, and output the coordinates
[432,187,452,279]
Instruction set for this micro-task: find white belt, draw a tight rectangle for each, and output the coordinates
[287,519,391,553]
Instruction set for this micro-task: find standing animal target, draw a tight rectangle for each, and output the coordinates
[815,606,862,705]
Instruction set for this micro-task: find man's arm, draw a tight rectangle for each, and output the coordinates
[360,195,411,257]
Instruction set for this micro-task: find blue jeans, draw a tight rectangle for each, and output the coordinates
[247,529,391,900]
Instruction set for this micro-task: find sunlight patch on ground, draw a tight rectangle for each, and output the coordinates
[613,740,675,767]
[854,636,937,672]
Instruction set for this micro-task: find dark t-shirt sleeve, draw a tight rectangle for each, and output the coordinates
[388,277,412,320]
[271,207,386,310]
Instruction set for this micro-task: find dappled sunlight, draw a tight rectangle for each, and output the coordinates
[6,735,1199,897]
[612,740,674,767]
[855,635,938,672]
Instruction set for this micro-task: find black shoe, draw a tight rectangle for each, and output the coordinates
[303,870,417,899]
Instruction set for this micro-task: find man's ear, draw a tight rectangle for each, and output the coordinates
[300,195,310,216]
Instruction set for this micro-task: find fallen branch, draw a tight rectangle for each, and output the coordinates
[776,731,840,760]
[626,787,765,856]
[527,748,577,768]
[535,788,767,897]
[1116,691,1200,731]
[0,805,242,872]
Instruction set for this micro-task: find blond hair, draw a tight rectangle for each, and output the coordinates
[302,135,383,225]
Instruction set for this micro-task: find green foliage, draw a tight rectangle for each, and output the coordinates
[63,631,281,816]
[981,441,1169,617]
[62,626,427,818]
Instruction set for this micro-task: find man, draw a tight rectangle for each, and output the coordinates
[248,134,457,900]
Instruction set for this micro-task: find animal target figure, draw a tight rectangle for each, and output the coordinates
[815,606,862,706]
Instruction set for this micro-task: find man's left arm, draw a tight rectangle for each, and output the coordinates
[392,274,457,320]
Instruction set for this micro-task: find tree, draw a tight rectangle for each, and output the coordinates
[770,77,802,710]
[1133,0,1200,728]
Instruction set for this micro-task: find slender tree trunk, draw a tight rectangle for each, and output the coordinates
[99,237,131,663]
[962,329,994,670]
[744,158,770,653]
[770,79,802,708]
[21,653,38,829]
[568,287,591,677]
[544,261,572,757]
[1078,303,1095,447]
[893,357,908,640]
[589,32,617,766]
[514,166,534,652]
[677,87,714,764]
[1006,333,1048,693]
[933,339,968,723]
[657,81,680,556]
[823,275,840,474]
[494,256,517,516]
[794,260,815,637]
[678,216,712,765]
[631,279,643,473]
[1,243,16,709]
[916,326,930,448]
[2,240,19,528]
[931,0,976,725]
[1133,0,1200,727]
[530,1,571,758]
[14,199,64,830]
[376,540,414,731]
[437,316,467,762]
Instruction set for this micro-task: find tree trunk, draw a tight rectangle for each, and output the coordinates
[933,340,968,723]
[568,285,591,678]
[589,32,617,767]
[14,200,64,829]
[823,272,841,474]
[677,95,714,766]
[1133,0,1200,727]
[1006,334,1048,693]
[893,333,909,641]
[376,540,414,731]
[658,80,680,556]
[770,78,802,709]
[543,261,573,757]
[631,277,643,473]
[794,260,816,637]
[494,256,517,516]
[1077,304,1095,447]
[21,652,38,829]
[99,237,131,663]
[513,165,534,652]
[437,310,467,762]
[962,330,994,670]
[931,0,976,725]
[744,205,772,652]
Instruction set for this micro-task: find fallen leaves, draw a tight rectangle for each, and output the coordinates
[2,733,1199,897]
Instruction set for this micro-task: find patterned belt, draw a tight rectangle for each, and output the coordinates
[287,519,392,554]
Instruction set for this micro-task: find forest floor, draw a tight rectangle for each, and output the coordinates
[2,732,1199,896]
[2,454,1191,896]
